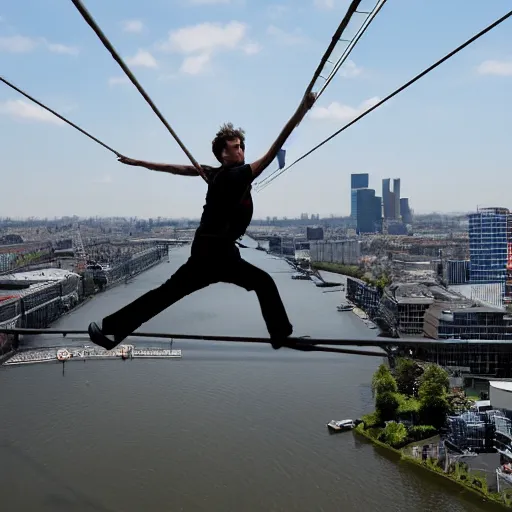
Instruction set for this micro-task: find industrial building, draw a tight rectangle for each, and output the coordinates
[346,277,380,317]
[309,240,360,266]
[306,226,324,241]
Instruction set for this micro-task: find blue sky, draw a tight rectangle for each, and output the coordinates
[0,0,511,219]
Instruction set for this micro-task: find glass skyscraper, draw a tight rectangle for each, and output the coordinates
[350,173,369,219]
[469,207,510,285]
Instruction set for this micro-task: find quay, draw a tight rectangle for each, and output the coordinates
[3,344,182,366]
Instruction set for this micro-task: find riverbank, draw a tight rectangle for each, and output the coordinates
[311,261,364,279]
[354,424,510,509]
[0,246,169,359]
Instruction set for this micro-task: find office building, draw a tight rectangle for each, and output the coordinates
[382,177,402,220]
[351,173,369,189]
[350,173,369,219]
[393,178,401,220]
[356,189,382,234]
[400,198,413,224]
[469,207,512,304]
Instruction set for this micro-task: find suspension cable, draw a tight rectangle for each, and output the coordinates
[316,0,387,100]
[69,0,207,182]
[255,8,512,192]
[0,76,121,156]
[304,0,363,95]
[254,0,385,189]
[0,327,393,357]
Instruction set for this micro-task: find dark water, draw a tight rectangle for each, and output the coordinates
[0,244,503,511]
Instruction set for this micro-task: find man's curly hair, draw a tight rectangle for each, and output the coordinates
[212,122,245,164]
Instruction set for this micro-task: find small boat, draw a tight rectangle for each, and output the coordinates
[337,304,354,312]
[327,419,356,432]
[57,349,71,361]
[121,344,134,359]
[291,273,310,280]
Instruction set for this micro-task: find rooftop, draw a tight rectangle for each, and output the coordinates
[0,268,79,282]
[490,381,512,392]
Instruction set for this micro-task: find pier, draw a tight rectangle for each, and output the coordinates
[4,344,182,366]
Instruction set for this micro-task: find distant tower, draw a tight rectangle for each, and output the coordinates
[393,178,401,220]
[350,173,369,219]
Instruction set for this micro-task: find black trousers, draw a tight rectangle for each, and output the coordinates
[101,241,293,341]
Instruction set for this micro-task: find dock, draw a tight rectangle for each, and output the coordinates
[4,344,182,366]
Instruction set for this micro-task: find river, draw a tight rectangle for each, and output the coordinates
[0,242,503,511]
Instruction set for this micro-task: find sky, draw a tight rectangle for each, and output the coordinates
[0,0,511,220]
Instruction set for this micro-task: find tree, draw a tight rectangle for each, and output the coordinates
[418,364,451,429]
[381,421,408,447]
[419,396,451,430]
[372,364,398,397]
[394,358,423,397]
[418,364,449,400]
[375,392,401,422]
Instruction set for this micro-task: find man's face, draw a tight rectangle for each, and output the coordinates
[222,138,245,165]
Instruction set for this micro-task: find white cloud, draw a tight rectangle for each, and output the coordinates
[180,53,211,75]
[45,42,79,56]
[122,20,144,33]
[314,0,334,8]
[267,25,306,46]
[108,76,130,86]
[338,59,362,78]
[477,59,512,76]
[0,35,78,55]
[159,21,247,55]
[0,100,64,125]
[243,42,261,55]
[126,49,158,68]
[310,97,380,121]
[158,21,257,74]
[0,35,38,53]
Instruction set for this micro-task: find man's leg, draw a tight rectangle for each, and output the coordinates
[221,259,293,348]
[88,258,214,350]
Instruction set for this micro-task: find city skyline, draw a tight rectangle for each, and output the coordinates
[0,1,511,218]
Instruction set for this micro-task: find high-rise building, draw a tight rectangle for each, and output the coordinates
[383,178,402,220]
[382,179,392,219]
[469,208,512,304]
[356,189,382,234]
[400,198,413,224]
[350,173,369,219]
[351,173,369,189]
[393,178,401,220]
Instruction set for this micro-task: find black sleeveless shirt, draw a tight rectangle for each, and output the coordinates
[195,164,254,243]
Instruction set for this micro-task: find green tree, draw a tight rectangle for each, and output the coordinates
[419,396,451,430]
[418,364,451,429]
[375,391,401,422]
[372,364,398,397]
[394,358,422,397]
[381,421,408,447]
[418,364,450,400]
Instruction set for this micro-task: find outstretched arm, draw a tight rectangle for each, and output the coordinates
[249,93,316,179]
[117,156,213,177]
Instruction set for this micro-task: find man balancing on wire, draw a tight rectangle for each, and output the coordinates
[87,92,316,351]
